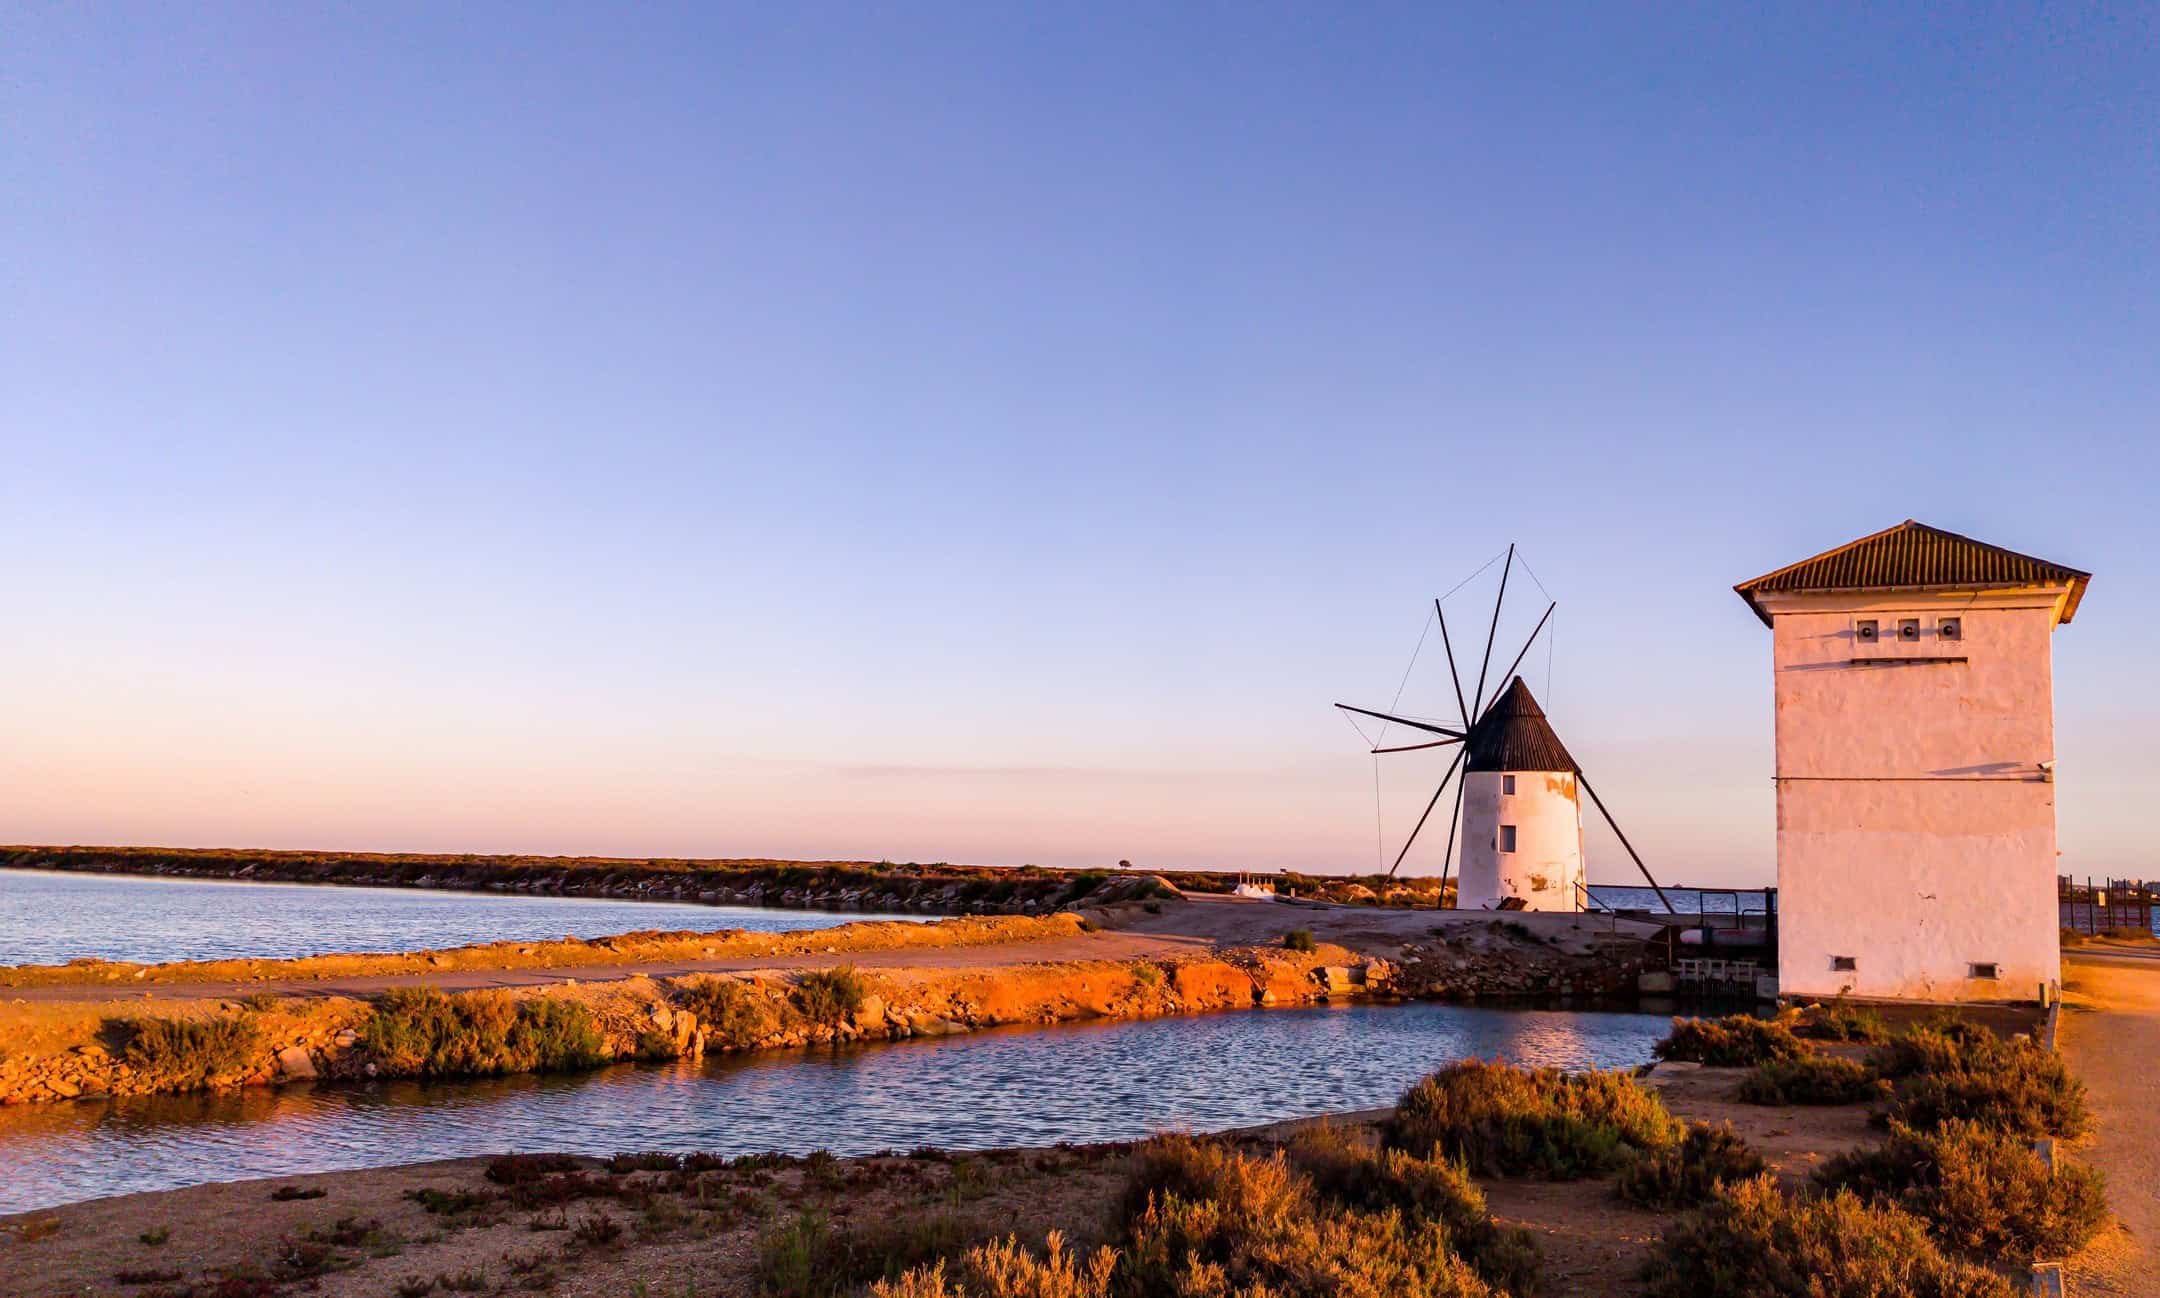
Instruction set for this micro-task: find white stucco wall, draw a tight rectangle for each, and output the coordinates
[1761,589,2066,1002]
[1457,769,1584,911]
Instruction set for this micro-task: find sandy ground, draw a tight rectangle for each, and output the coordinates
[4,894,1662,1005]
[0,1060,1863,1298]
[2059,945,2160,1295]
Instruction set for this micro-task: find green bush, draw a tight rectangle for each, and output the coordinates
[1654,1014,1808,1067]
[791,967,869,1026]
[1283,929,1317,953]
[1739,1054,1879,1106]
[1383,1059,1683,1179]
[1643,1175,2017,1298]
[1615,1122,1765,1209]
[358,989,607,1078]
[756,1207,990,1297]
[118,1013,263,1086]
[674,977,777,1050]
[1817,1120,2108,1262]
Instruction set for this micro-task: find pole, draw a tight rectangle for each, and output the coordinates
[1577,770,1677,914]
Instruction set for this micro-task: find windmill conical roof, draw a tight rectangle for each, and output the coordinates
[1466,677,1577,773]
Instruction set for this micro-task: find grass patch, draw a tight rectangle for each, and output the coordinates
[1283,928,1317,953]
[1738,1054,1880,1106]
[1653,1013,1807,1067]
[1644,1174,2016,1297]
[116,1013,263,1087]
[1384,1059,1683,1178]
[1615,1121,1766,1209]
[755,1207,992,1297]
[791,968,868,1026]
[357,990,607,1078]
[1816,1120,2108,1262]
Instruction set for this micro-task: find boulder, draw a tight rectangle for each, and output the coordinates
[276,1047,317,1080]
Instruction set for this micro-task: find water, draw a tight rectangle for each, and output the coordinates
[0,869,923,967]
[0,1000,1666,1212]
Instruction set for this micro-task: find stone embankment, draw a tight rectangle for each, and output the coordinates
[0,945,1392,1106]
[0,846,1182,917]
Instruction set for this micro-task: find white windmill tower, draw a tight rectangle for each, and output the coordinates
[1336,545,1675,912]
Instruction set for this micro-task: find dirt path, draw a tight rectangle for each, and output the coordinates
[2058,948,2160,1295]
[5,895,1659,1005]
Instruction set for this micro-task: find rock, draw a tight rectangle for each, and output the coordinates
[276,1047,317,1080]
[48,1079,81,1098]
[649,1004,675,1030]
[851,996,887,1031]
[334,1030,358,1048]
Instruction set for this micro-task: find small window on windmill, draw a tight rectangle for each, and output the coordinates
[1938,617,1962,642]
[1499,825,1517,853]
[1898,617,1922,642]
[1854,619,1880,646]
[1502,775,1516,795]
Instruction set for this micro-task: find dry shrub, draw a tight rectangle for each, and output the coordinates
[1792,1002,1891,1044]
[754,1206,991,1296]
[2058,927,2087,947]
[1287,1124,1540,1294]
[674,977,778,1050]
[1644,1174,2016,1298]
[358,989,606,1077]
[1738,1054,1879,1106]
[1615,1121,1765,1210]
[1816,1120,2108,1262]
[1654,1014,1808,1067]
[793,967,869,1026]
[2098,926,2154,942]
[1383,1059,1683,1178]
[870,1232,1117,1298]
[1119,1136,1496,1297]
[1876,1030,2088,1139]
[118,1014,263,1087]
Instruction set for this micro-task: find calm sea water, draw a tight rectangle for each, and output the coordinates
[0,1000,1667,1212]
[0,869,922,967]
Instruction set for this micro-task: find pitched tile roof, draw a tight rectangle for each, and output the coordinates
[1466,677,1579,773]
[1734,520,2090,627]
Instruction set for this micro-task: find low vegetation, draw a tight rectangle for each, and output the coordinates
[1875,1027,2088,1139]
[356,989,606,1078]
[117,1013,263,1086]
[791,968,870,1027]
[1644,1175,2016,1298]
[1383,1058,1683,1178]
[1737,1053,1879,1106]
[1282,928,1317,953]
[1614,1121,1765,1209]
[1816,1120,2108,1262]
[1652,1013,1807,1067]
[1791,1001,1891,1044]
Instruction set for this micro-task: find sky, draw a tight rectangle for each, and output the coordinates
[3,5,2154,887]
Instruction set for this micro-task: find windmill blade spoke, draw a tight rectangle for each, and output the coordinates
[1387,746,1467,876]
[1334,703,1464,739]
[1371,738,1461,755]
[1435,600,1471,732]
[1437,769,1468,907]
[1470,544,1515,719]
[1577,769,1677,914]
[1480,600,1557,717]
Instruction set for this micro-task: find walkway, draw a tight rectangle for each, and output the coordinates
[2058,947,2160,1295]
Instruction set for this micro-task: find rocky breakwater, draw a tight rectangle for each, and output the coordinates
[0,945,1393,1105]
[1385,916,1651,1000]
[0,846,1184,917]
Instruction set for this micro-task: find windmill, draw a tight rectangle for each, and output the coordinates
[1336,545,1676,913]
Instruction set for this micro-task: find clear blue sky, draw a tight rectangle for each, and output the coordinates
[4,5,2154,885]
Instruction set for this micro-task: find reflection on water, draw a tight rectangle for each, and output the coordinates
[0,1001,1666,1212]
[0,869,921,967]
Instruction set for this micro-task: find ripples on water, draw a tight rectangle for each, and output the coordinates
[0,869,921,967]
[0,1001,1667,1212]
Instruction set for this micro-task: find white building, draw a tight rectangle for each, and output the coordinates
[1455,678,1587,912]
[1735,520,2090,1003]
